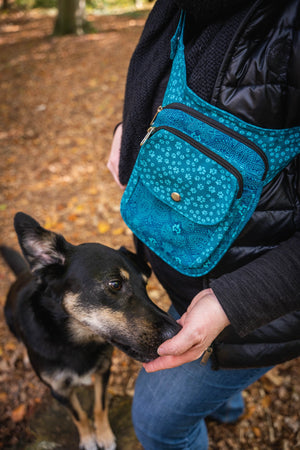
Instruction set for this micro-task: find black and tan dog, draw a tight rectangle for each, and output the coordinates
[1,212,180,450]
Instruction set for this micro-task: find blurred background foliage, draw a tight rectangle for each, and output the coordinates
[2,0,153,12]
[0,0,154,34]
[1,0,153,34]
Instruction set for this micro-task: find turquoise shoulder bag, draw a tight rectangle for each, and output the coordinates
[121,13,300,277]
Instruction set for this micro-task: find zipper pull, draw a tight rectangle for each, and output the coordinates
[140,127,154,146]
[200,346,213,366]
[140,105,162,146]
[150,105,163,126]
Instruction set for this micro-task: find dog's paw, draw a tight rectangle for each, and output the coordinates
[79,435,99,450]
[95,417,116,450]
[96,431,116,450]
[96,442,116,450]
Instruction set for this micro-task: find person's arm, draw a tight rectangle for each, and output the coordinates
[144,232,300,373]
[210,231,300,337]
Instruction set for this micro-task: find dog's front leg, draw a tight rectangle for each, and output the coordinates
[69,390,98,450]
[94,372,116,450]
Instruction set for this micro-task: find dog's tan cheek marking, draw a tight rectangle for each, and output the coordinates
[64,292,129,338]
[67,318,106,344]
[84,308,129,337]
[120,268,130,280]
[63,292,101,337]
[64,293,153,343]
[63,293,100,342]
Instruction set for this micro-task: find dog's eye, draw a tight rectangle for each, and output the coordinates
[108,279,122,291]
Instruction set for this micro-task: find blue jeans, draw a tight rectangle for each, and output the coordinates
[132,309,271,449]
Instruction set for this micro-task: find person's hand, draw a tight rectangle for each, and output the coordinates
[107,123,126,189]
[143,288,230,372]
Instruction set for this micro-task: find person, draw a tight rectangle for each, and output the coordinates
[108,0,300,448]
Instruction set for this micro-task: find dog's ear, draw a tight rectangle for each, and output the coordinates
[14,212,70,272]
[119,247,152,279]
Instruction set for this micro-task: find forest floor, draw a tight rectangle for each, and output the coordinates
[0,8,300,450]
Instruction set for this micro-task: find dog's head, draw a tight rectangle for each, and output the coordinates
[14,212,181,362]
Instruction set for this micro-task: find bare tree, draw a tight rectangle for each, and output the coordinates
[53,0,88,35]
[1,0,10,10]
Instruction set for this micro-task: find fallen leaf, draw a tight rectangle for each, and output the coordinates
[43,218,56,229]
[54,222,64,231]
[87,187,98,195]
[98,221,110,234]
[88,78,98,87]
[5,341,17,352]
[67,196,79,208]
[68,214,78,222]
[243,405,256,420]
[6,156,17,164]
[264,371,283,387]
[112,227,125,235]
[261,395,271,408]
[11,404,26,423]
[0,392,8,402]
[253,427,261,438]
[75,204,84,213]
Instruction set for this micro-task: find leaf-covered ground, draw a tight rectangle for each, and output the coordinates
[0,9,299,450]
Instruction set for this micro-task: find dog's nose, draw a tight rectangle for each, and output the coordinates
[160,316,182,342]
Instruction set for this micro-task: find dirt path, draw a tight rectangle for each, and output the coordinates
[0,9,299,449]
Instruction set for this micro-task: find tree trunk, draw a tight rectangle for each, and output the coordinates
[53,0,86,36]
[1,0,10,10]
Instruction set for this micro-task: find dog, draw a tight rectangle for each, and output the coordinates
[1,212,181,450]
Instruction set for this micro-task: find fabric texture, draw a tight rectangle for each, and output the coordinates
[131,298,270,450]
[132,358,270,449]
[174,0,253,24]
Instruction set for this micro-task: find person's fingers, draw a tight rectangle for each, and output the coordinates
[157,325,203,356]
[107,123,126,189]
[146,289,230,373]
[144,345,204,372]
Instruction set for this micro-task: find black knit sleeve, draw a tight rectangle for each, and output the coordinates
[210,232,300,337]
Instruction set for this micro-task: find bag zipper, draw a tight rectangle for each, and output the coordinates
[156,103,269,180]
[141,125,244,198]
[150,105,163,126]
[140,127,155,147]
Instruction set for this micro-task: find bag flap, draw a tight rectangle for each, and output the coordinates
[137,130,239,226]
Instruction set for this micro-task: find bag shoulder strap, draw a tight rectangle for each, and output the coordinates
[170,11,186,60]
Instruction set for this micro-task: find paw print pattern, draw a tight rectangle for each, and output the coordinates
[120,15,300,277]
